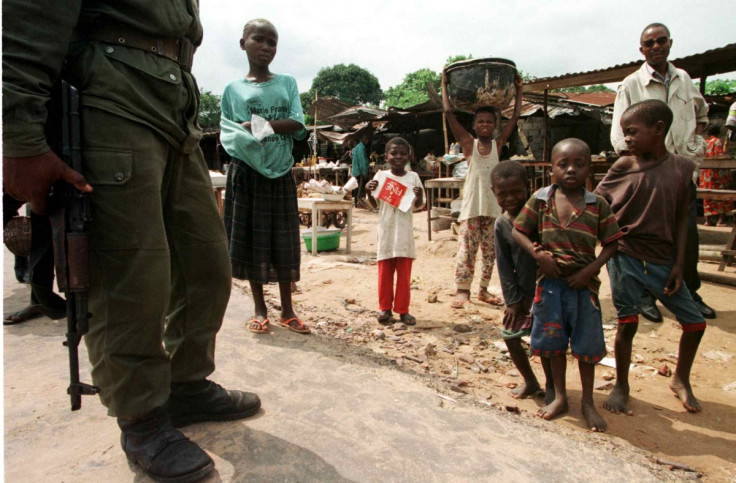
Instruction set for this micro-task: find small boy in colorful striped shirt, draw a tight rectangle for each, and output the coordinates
[512,138,622,432]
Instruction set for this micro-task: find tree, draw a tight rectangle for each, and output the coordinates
[198,89,221,129]
[551,85,614,94]
[384,68,441,108]
[694,79,736,95]
[309,64,382,106]
[517,69,536,82]
[445,54,473,67]
[300,91,315,125]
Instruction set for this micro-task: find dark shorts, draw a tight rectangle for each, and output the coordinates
[531,278,606,363]
[607,252,706,331]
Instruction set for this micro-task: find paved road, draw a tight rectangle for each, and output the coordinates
[3,247,662,482]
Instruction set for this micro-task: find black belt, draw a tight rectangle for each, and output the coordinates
[71,25,195,71]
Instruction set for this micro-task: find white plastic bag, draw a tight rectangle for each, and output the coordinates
[250,114,275,141]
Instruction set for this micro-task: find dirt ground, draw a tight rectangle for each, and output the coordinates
[249,207,736,482]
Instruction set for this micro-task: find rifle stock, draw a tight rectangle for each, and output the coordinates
[52,80,100,410]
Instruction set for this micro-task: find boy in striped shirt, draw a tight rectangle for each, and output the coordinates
[512,138,622,432]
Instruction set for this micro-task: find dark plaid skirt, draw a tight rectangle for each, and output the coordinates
[224,159,301,283]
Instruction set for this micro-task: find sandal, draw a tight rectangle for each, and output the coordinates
[478,292,504,307]
[3,305,43,326]
[451,298,471,309]
[377,310,392,324]
[279,317,311,334]
[248,317,270,334]
[399,313,416,326]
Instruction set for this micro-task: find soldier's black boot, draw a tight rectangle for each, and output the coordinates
[165,379,261,428]
[118,407,214,482]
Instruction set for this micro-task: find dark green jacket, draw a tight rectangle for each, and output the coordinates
[3,0,204,157]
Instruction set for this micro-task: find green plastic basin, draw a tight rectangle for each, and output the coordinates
[302,230,342,252]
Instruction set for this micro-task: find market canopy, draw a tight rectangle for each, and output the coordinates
[523,43,736,92]
[306,97,353,119]
[327,106,387,129]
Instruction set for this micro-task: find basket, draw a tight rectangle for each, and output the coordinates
[3,216,31,257]
[446,57,517,112]
[302,229,342,252]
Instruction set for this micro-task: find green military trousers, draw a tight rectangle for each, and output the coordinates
[80,107,231,419]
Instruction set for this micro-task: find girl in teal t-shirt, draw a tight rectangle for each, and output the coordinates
[220,18,310,335]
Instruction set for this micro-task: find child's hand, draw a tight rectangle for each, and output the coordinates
[566,266,597,290]
[505,302,524,317]
[501,307,515,328]
[664,264,683,296]
[366,180,378,192]
[535,251,561,278]
[241,121,252,131]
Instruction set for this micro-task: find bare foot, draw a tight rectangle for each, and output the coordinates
[603,384,633,415]
[451,290,470,309]
[581,399,607,432]
[510,380,542,399]
[670,375,702,413]
[537,397,568,420]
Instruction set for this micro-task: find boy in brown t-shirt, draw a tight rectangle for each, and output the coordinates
[596,99,706,415]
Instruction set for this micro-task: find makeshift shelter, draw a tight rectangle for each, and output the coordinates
[502,92,616,161]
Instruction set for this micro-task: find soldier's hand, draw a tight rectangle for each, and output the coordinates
[3,151,92,215]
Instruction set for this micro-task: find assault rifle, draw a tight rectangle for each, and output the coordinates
[48,80,100,410]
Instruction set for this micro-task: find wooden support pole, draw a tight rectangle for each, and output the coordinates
[543,89,549,163]
[313,91,319,167]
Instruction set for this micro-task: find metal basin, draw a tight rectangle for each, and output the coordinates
[446,58,517,112]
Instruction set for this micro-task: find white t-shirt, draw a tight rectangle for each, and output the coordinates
[371,170,425,261]
[458,139,502,222]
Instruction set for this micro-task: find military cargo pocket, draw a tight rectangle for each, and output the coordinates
[83,148,139,250]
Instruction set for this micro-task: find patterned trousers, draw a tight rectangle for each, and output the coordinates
[454,216,496,291]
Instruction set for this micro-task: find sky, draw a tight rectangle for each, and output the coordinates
[195,0,735,98]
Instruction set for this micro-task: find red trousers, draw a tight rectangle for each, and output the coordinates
[377,257,413,314]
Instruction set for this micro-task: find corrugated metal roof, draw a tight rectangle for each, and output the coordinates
[523,43,736,92]
[563,92,616,107]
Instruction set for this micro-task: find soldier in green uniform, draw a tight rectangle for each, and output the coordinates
[3,2,260,481]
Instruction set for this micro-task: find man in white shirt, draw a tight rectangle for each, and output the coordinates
[610,22,716,321]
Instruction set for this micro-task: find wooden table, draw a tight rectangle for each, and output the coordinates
[297,198,353,255]
[210,171,227,216]
[701,155,736,170]
[424,177,465,241]
[697,188,736,271]
[514,158,614,191]
[517,160,551,192]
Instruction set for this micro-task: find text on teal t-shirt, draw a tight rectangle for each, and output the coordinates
[220,74,307,178]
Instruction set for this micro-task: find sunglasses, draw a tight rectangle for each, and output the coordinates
[642,36,670,48]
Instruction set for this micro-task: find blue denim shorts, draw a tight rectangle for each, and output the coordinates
[531,277,606,363]
[607,252,705,330]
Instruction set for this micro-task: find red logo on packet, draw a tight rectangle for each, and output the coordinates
[377,178,407,208]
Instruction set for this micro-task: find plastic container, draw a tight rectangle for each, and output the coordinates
[322,192,344,201]
[302,229,342,252]
[446,58,517,112]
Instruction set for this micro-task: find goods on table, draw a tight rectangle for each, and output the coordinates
[446,58,517,112]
